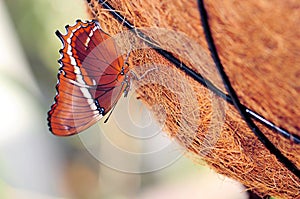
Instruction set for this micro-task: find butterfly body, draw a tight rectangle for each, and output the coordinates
[48,20,129,136]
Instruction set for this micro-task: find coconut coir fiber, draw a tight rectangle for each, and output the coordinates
[86,0,300,198]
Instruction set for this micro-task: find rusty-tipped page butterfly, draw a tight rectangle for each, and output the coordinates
[47,20,130,136]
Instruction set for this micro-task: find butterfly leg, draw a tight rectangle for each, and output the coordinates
[123,76,131,97]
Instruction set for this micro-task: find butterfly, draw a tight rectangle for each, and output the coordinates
[47,19,130,136]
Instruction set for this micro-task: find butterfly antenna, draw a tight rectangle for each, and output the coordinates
[104,102,118,123]
[104,82,127,123]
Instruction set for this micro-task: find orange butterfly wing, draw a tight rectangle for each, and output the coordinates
[48,20,128,136]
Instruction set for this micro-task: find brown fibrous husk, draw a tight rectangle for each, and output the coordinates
[85,0,300,198]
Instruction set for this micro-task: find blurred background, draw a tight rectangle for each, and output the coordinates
[0,0,247,198]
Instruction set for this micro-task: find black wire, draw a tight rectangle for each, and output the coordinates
[95,0,300,177]
[95,0,300,144]
[197,0,299,178]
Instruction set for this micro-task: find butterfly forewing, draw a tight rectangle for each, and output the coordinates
[48,20,127,136]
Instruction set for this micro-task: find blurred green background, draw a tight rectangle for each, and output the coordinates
[0,0,247,198]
